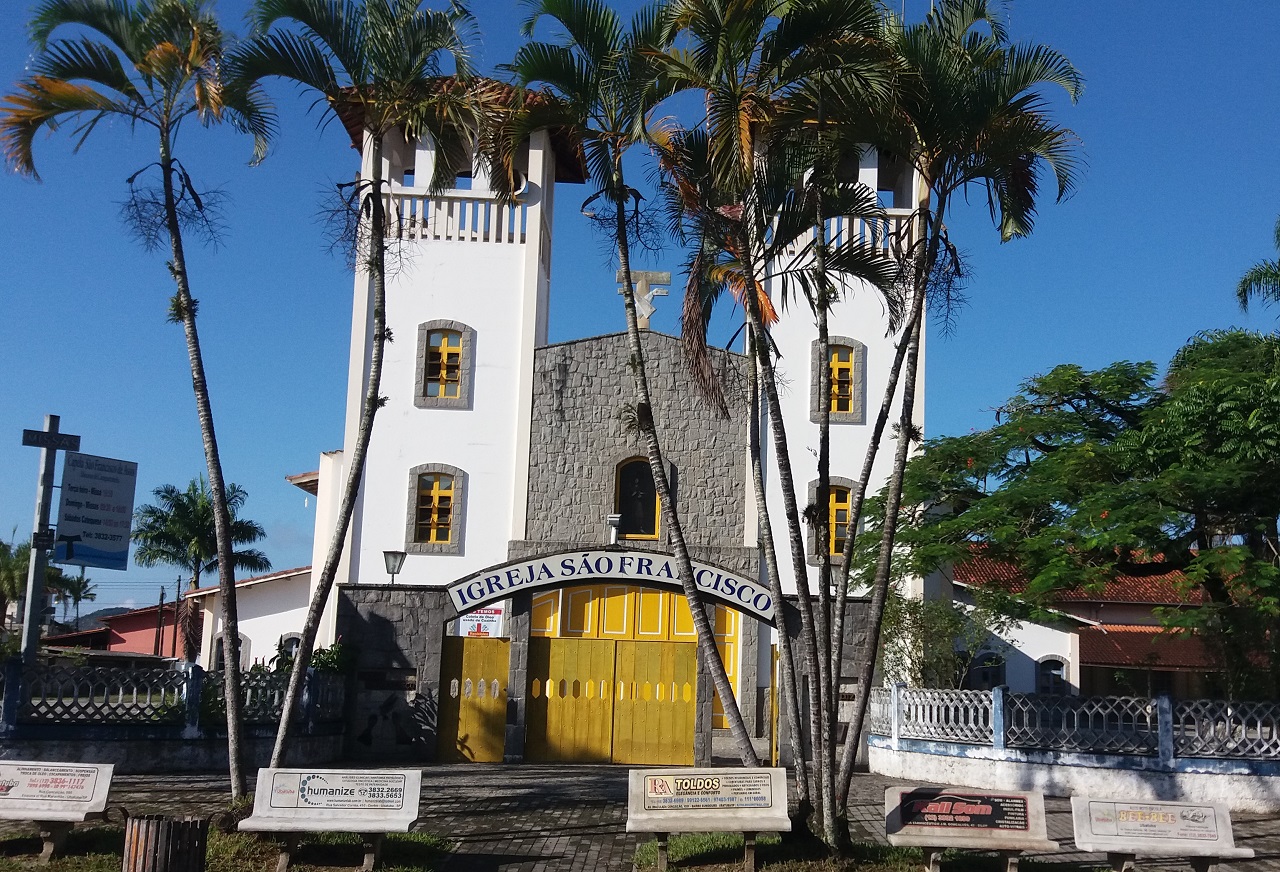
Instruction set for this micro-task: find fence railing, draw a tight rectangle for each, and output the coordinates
[385,188,528,244]
[869,684,1280,763]
[1,660,346,736]
[774,209,915,261]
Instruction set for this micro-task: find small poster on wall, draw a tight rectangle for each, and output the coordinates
[459,605,505,637]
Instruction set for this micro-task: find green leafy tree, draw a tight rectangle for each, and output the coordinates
[835,0,1083,807]
[1238,216,1280,312]
[133,478,271,661]
[887,329,1280,700]
[231,0,476,769]
[0,0,272,800]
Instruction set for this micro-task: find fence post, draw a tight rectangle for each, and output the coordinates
[183,664,204,738]
[992,685,1007,751]
[891,682,905,751]
[1156,693,1174,768]
[1,658,23,735]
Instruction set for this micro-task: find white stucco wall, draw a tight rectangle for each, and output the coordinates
[196,568,311,669]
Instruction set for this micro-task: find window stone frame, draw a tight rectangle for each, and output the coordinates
[415,320,476,410]
[806,475,857,566]
[810,336,866,424]
[405,463,467,556]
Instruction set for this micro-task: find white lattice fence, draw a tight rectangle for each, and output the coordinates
[899,688,993,743]
[867,687,891,736]
[20,665,186,723]
[1006,693,1157,753]
[1174,699,1280,759]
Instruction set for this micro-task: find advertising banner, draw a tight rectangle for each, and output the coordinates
[53,452,137,571]
[642,771,774,811]
[459,606,505,637]
[0,764,101,804]
[269,772,408,810]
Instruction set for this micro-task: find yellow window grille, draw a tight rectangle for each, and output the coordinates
[830,346,854,413]
[829,486,851,555]
[426,330,463,398]
[415,473,453,543]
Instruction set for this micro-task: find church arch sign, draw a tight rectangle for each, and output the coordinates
[447,549,773,624]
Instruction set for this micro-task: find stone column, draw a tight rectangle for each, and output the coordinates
[504,592,532,762]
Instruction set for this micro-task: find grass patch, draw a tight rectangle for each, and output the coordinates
[0,826,451,872]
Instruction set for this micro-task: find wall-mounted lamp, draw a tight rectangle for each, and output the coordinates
[383,550,407,584]
[606,514,622,547]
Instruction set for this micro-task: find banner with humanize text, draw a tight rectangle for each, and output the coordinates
[269,772,408,810]
[53,452,137,571]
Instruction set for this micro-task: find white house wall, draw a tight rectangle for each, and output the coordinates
[198,570,312,670]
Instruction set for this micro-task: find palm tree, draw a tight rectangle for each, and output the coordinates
[53,568,97,627]
[506,0,761,766]
[133,478,271,658]
[655,0,893,841]
[833,0,1082,809]
[231,0,476,769]
[0,0,272,799]
[0,539,31,635]
[1238,217,1280,311]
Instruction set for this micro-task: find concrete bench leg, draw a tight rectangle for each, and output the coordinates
[360,833,384,871]
[275,834,300,872]
[998,850,1022,872]
[1189,859,1217,872]
[656,833,668,872]
[743,831,756,872]
[37,821,73,864]
[923,847,944,872]
[1106,853,1136,872]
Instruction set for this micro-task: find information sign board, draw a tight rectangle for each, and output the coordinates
[53,452,137,571]
[459,605,505,637]
[1070,796,1252,858]
[268,771,408,811]
[626,768,791,834]
[885,787,1057,853]
[0,763,106,806]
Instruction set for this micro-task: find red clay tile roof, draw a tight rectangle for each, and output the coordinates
[188,566,310,597]
[954,554,1203,606]
[1078,625,1213,670]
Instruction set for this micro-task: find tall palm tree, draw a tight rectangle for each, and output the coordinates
[0,539,28,634]
[53,568,97,627]
[133,478,272,659]
[507,0,760,766]
[1238,216,1280,312]
[231,0,476,768]
[833,0,1082,808]
[0,0,271,798]
[655,0,892,841]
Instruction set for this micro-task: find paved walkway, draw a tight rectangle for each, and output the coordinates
[3,767,1280,872]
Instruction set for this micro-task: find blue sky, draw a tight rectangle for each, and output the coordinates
[2,1,1278,611]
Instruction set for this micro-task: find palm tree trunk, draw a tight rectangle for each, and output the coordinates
[834,189,945,810]
[613,153,757,766]
[270,134,391,769]
[181,571,199,662]
[158,133,247,799]
[746,325,812,828]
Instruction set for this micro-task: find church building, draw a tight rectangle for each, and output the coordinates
[301,115,920,766]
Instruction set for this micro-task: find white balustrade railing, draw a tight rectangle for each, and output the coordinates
[20,665,187,724]
[775,208,914,261]
[869,685,1280,763]
[385,188,528,244]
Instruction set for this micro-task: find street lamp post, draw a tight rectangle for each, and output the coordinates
[383,550,407,584]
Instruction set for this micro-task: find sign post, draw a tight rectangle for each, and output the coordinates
[19,416,80,665]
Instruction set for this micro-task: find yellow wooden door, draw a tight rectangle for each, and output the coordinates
[612,640,696,765]
[525,637,616,762]
[437,636,510,762]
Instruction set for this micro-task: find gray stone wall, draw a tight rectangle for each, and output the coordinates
[526,331,749,548]
[338,585,453,762]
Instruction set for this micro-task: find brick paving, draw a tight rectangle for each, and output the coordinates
[1,766,1279,872]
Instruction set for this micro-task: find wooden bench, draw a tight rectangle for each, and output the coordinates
[239,768,420,872]
[0,761,114,863]
[626,768,790,872]
[1071,796,1255,872]
[885,786,1059,872]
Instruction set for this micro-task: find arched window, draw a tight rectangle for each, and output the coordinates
[828,486,851,555]
[405,463,467,555]
[1037,658,1068,695]
[811,337,866,424]
[963,651,1005,690]
[415,320,475,409]
[415,472,455,544]
[616,458,659,540]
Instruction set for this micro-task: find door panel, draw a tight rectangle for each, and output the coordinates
[526,637,615,761]
[612,640,696,765]
[438,636,510,762]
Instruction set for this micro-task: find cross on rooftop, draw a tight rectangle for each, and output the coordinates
[617,270,671,330]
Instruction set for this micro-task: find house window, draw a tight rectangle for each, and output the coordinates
[811,336,866,424]
[963,651,1005,690]
[405,464,466,555]
[415,320,475,409]
[616,458,659,540]
[1038,658,1068,695]
[425,331,462,398]
[415,473,454,543]
[829,486,851,555]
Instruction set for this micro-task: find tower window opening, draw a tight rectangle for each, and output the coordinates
[616,459,659,540]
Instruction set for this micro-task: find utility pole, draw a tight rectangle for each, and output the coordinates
[19,415,80,665]
[154,585,166,656]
